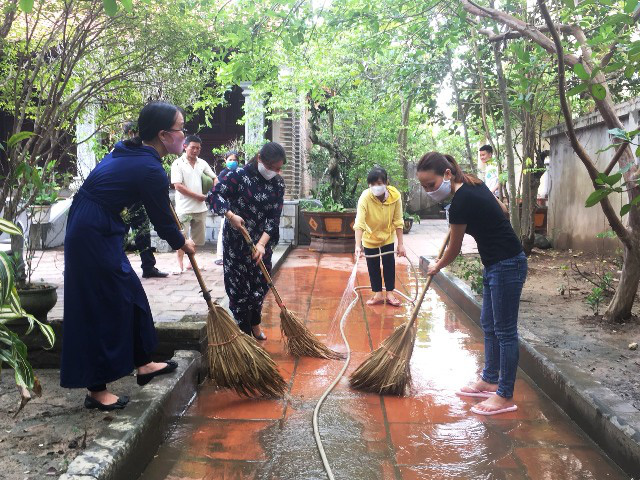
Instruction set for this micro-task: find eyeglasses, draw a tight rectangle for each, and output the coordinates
[165,128,188,135]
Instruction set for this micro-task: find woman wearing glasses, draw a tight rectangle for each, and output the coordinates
[61,102,196,410]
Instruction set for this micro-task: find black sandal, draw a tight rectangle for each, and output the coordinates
[136,360,179,386]
[84,395,129,411]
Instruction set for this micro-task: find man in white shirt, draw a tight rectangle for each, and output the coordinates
[171,135,217,272]
[478,144,500,197]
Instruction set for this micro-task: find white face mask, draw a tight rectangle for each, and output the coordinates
[370,185,387,197]
[425,178,451,202]
[258,161,277,180]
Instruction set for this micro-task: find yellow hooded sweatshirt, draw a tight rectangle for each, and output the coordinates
[353,185,404,248]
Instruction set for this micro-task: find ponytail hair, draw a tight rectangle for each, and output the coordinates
[416,151,482,186]
[124,136,144,148]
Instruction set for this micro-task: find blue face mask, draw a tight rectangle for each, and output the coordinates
[227,160,238,170]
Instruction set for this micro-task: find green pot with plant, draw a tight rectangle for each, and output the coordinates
[14,172,60,321]
[13,238,59,323]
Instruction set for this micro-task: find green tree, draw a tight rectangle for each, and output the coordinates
[462,0,640,322]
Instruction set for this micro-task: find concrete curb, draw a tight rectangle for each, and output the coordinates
[59,350,201,480]
[420,256,640,478]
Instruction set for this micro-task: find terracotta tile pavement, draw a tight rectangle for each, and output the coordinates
[139,245,627,480]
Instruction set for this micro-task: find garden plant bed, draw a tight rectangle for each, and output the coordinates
[448,248,640,411]
[0,369,135,479]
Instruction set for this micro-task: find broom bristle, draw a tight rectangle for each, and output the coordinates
[280,309,343,360]
[349,321,417,395]
[207,304,287,397]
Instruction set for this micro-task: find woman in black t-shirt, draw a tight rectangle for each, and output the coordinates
[417,151,527,416]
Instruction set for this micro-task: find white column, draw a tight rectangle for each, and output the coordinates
[73,105,98,188]
[238,81,264,146]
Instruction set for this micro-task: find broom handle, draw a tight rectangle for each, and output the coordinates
[401,230,451,335]
[169,203,215,311]
[237,225,286,309]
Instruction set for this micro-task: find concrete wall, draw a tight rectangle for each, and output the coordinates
[544,99,639,252]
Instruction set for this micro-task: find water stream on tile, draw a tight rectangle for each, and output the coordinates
[325,257,359,351]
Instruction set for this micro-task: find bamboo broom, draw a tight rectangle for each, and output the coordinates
[238,225,342,360]
[170,205,287,397]
[349,230,451,395]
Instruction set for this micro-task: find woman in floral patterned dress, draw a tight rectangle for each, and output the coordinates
[207,142,286,340]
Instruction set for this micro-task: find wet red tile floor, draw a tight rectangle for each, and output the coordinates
[139,249,629,480]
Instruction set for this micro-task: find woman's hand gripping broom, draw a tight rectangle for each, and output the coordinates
[349,230,451,395]
[238,225,343,360]
[169,205,286,397]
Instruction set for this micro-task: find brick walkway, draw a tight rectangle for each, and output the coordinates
[30,220,476,323]
[30,246,226,323]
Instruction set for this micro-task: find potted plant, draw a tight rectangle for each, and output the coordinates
[10,165,60,321]
[301,199,357,253]
[13,223,59,322]
[301,181,358,252]
[14,216,59,322]
[0,219,55,408]
[403,212,420,234]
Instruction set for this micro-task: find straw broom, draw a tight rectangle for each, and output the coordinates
[349,231,451,395]
[238,225,342,360]
[170,206,287,397]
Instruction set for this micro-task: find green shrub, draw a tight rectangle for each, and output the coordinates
[453,256,484,294]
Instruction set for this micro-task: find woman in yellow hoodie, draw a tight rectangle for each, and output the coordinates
[354,167,406,306]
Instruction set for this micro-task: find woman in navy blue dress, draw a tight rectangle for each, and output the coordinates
[207,143,286,340]
[61,102,196,410]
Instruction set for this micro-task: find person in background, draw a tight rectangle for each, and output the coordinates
[61,102,196,411]
[207,142,286,340]
[121,122,169,278]
[478,145,500,197]
[417,151,526,416]
[353,167,406,307]
[171,135,217,273]
[214,151,240,266]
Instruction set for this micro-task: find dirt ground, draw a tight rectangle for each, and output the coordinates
[0,369,136,479]
[449,248,640,411]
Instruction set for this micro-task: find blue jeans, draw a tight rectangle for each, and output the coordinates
[480,252,527,399]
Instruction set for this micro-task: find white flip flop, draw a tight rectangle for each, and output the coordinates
[471,404,518,416]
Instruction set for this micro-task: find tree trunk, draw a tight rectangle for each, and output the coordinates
[520,108,537,253]
[493,43,520,234]
[472,30,498,158]
[605,242,640,322]
[448,51,476,174]
[398,96,413,206]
